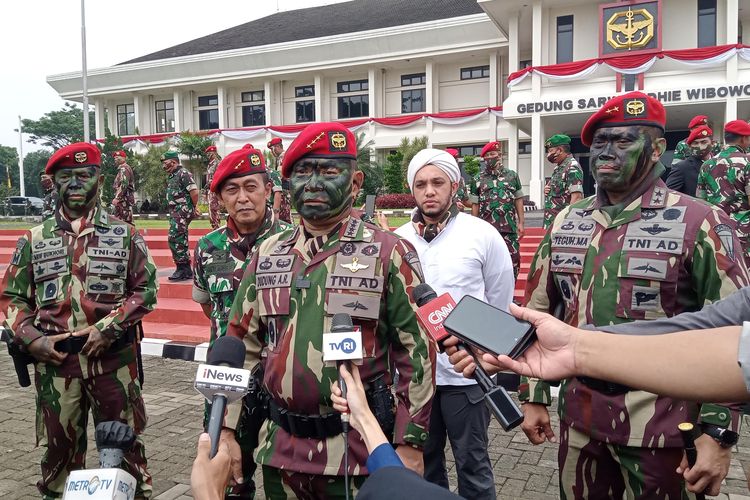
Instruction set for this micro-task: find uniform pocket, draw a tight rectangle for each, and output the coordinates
[615,255,678,320]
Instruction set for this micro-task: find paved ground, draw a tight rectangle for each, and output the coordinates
[2,350,750,499]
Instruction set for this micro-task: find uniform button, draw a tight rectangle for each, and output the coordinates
[719,412,727,420]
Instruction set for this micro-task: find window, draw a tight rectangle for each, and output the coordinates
[401,73,426,114]
[337,79,369,119]
[294,85,315,123]
[520,59,533,69]
[460,65,490,80]
[457,145,484,157]
[154,100,174,133]
[518,142,532,154]
[197,95,219,130]
[117,104,135,136]
[241,91,265,127]
[556,15,574,63]
[697,0,716,47]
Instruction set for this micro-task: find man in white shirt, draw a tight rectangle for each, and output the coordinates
[395,149,514,499]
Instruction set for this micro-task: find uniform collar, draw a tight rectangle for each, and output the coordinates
[54,204,109,235]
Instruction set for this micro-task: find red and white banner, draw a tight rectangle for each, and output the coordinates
[508,44,750,87]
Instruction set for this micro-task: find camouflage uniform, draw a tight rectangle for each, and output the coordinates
[0,205,158,499]
[112,162,136,224]
[696,144,750,266]
[226,216,435,499]
[42,187,58,220]
[521,173,749,499]
[269,156,292,223]
[543,156,584,230]
[206,157,222,229]
[469,167,524,278]
[193,210,291,498]
[166,165,197,265]
[454,178,468,206]
[672,138,722,164]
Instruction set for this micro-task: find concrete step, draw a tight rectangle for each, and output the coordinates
[157,274,195,300]
[141,321,209,344]
[146,297,209,326]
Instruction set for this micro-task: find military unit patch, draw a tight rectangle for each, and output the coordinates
[328,131,347,151]
[326,274,384,293]
[39,278,61,303]
[34,258,69,282]
[10,238,27,266]
[88,259,128,278]
[713,224,736,260]
[86,277,125,296]
[326,292,380,319]
[624,257,669,281]
[257,256,295,274]
[550,251,585,274]
[87,247,130,260]
[631,285,661,311]
[403,250,424,281]
[623,98,647,118]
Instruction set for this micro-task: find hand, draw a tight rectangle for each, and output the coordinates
[331,364,371,436]
[520,403,556,444]
[27,332,70,366]
[678,433,731,496]
[395,445,424,476]
[72,326,112,358]
[112,199,120,207]
[486,304,579,381]
[544,184,551,195]
[193,208,202,218]
[220,428,244,486]
[456,201,465,211]
[376,211,390,231]
[517,223,525,239]
[191,433,233,500]
[443,336,501,378]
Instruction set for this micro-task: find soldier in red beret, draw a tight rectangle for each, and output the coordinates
[222,123,436,498]
[444,148,468,209]
[266,137,292,223]
[697,119,750,266]
[205,145,222,229]
[111,150,135,223]
[672,114,722,165]
[521,92,749,498]
[666,125,714,195]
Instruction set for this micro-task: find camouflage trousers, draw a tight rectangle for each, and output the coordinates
[262,466,366,500]
[279,191,292,224]
[168,213,191,265]
[559,421,695,500]
[35,362,151,499]
[501,232,520,280]
[113,203,134,224]
[208,192,222,230]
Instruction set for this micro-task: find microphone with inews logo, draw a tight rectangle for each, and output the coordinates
[412,283,524,431]
[195,335,252,458]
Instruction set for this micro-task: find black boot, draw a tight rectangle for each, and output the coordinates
[168,263,192,281]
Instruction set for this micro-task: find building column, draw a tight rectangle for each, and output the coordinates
[314,75,323,122]
[530,114,545,207]
[531,0,543,96]
[508,12,520,74]
[105,100,116,136]
[368,69,377,118]
[173,90,182,132]
[264,81,273,125]
[217,86,227,129]
[425,62,435,114]
[489,51,499,140]
[94,99,106,139]
[132,95,142,136]
[227,88,236,129]
[507,121,519,174]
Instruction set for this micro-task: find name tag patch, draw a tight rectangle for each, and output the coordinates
[32,247,67,263]
[551,234,591,250]
[326,292,380,319]
[256,272,293,290]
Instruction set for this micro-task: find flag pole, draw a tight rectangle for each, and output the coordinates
[17,115,25,196]
[81,0,90,143]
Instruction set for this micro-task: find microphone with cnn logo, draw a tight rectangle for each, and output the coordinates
[413,283,523,431]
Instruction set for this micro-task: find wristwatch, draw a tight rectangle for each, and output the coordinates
[700,423,739,448]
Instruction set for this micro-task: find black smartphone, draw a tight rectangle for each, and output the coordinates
[365,195,376,219]
[443,295,536,358]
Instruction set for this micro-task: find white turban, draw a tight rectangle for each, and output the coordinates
[406,148,461,191]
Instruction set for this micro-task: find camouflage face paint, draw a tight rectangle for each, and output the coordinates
[289,158,354,221]
[590,127,651,194]
[54,166,100,218]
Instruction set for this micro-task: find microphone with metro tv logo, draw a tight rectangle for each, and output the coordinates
[413,283,524,431]
[195,335,252,458]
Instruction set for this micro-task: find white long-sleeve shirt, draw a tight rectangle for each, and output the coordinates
[396,211,515,386]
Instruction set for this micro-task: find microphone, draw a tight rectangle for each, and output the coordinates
[412,283,524,431]
[95,421,136,469]
[323,313,363,425]
[195,336,252,457]
[678,422,706,500]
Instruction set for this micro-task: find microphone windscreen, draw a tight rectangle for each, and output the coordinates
[331,313,354,332]
[95,421,135,450]
[207,336,246,368]
[413,283,437,307]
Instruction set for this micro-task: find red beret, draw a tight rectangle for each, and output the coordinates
[445,148,460,159]
[688,115,709,129]
[113,150,126,158]
[581,91,666,147]
[724,119,750,137]
[242,143,254,149]
[205,145,217,153]
[46,142,101,174]
[687,125,713,145]
[281,123,356,178]
[210,146,267,192]
[480,141,502,158]
[267,137,283,148]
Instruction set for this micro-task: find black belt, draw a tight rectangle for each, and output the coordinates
[577,376,630,395]
[268,400,342,439]
[51,327,136,355]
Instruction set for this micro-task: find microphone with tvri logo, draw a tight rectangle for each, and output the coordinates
[412,283,524,431]
[195,336,251,458]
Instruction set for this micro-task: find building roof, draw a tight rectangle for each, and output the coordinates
[121,0,484,65]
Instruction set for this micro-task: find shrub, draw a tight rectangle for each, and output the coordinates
[376,194,416,209]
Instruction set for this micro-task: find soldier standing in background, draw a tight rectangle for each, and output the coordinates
[470,141,525,279]
[40,172,57,219]
[163,151,200,281]
[205,145,222,229]
[221,123,436,499]
[672,114,722,165]
[521,92,749,498]
[542,134,583,229]
[193,145,291,499]
[267,137,292,223]
[666,125,713,195]
[445,148,468,210]
[112,150,135,224]
[0,142,158,499]
[696,120,750,267]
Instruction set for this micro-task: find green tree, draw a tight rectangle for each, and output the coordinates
[98,131,126,205]
[356,132,383,203]
[132,145,170,211]
[178,132,214,185]
[463,155,480,179]
[23,150,53,198]
[382,151,405,194]
[20,103,94,148]
[0,146,20,196]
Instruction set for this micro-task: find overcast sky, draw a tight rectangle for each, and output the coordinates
[1,0,349,155]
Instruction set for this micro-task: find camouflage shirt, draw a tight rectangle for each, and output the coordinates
[42,187,58,219]
[696,144,750,246]
[192,210,291,344]
[166,166,197,217]
[521,178,749,447]
[206,158,220,189]
[469,166,524,233]
[0,205,159,379]
[113,163,135,208]
[225,216,436,475]
[672,139,722,164]
[543,156,584,229]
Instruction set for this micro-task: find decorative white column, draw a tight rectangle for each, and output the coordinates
[173,90,182,132]
[368,68,377,118]
[530,113,545,207]
[507,121,519,174]
[508,12,520,74]
[264,81,273,126]
[217,86,227,129]
[489,51,499,140]
[531,0,543,97]
[132,94,142,136]
[314,75,323,122]
[94,99,106,139]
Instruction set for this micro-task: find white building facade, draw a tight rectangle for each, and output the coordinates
[47,0,750,205]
